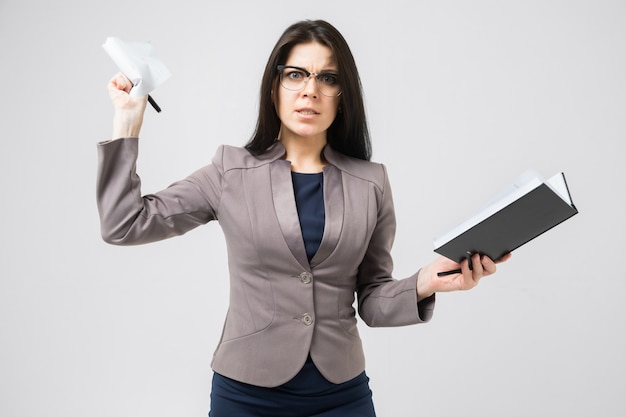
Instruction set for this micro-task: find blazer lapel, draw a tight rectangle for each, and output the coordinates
[270,159,310,270]
[310,165,344,268]
[268,143,346,270]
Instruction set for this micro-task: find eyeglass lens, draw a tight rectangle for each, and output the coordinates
[279,66,341,97]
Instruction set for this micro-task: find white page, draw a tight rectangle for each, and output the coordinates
[545,172,573,205]
[102,37,171,97]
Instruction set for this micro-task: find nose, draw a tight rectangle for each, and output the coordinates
[301,75,318,97]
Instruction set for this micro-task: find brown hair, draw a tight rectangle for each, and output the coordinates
[245,20,371,161]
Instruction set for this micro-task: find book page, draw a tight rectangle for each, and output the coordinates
[102,37,171,97]
[545,172,573,205]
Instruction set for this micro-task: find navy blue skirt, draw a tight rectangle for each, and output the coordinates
[208,358,376,417]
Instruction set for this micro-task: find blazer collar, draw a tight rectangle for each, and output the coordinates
[261,140,350,170]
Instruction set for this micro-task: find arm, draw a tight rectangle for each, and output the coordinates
[356,165,511,327]
[356,165,433,327]
[96,73,223,245]
[96,138,222,245]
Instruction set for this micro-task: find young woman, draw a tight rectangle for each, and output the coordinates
[98,19,510,417]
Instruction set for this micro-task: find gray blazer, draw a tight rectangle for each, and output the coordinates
[96,137,435,387]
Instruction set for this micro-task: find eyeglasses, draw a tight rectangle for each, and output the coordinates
[277,65,342,97]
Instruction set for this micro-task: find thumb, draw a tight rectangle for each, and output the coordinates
[107,72,135,103]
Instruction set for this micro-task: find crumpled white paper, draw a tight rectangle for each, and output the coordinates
[102,37,171,97]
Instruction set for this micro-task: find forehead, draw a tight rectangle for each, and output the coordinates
[285,42,337,69]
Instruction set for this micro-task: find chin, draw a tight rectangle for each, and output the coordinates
[287,128,326,140]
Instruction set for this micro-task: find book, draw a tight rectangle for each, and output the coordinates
[433,170,578,263]
[102,37,171,98]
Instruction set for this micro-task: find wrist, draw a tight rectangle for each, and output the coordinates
[112,110,143,138]
[416,267,435,302]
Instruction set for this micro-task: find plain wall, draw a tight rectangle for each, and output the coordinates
[1,1,624,416]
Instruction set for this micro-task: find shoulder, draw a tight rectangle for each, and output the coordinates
[324,146,389,192]
[212,143,285,172]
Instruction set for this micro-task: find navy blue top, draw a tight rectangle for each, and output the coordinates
[291,172,325,262]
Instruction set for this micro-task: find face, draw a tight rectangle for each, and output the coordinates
[275,42,341,143]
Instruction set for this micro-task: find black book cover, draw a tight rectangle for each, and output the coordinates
[434,174,578,263]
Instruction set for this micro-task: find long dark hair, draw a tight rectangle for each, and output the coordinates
[245,20,371,161]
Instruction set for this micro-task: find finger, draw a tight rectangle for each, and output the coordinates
[108,72,133,93]
[471,253,485,278]
[459,257,477,288]
[495,252,512,264]
[115,72,133,91]
[480,255,497,275]
[460,256,472,275]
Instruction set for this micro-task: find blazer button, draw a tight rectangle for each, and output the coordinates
[299,272,312,284]
[301,313,314,326]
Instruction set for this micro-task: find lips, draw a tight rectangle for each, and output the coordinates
[296,108,319,115]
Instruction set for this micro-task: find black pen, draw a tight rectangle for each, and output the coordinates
[128,77,161,113]
[437,255,473,276]
[437,268,462,277]
[147,95,161,112]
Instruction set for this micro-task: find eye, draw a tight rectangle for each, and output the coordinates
[285,69,306,80]
[318,73,338,86]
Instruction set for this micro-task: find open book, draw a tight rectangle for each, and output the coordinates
[434,170,578,263]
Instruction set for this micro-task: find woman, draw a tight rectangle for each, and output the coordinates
[98,19,510,417]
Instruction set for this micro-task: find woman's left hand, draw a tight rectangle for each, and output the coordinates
[416,252,512,300]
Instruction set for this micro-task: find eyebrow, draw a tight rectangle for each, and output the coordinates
[284,64,339,73]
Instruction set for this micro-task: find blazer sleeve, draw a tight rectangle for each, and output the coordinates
[356,164,435,327]
[96,137,223,245]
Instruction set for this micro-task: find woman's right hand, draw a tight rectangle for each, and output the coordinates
[108,72,148,139]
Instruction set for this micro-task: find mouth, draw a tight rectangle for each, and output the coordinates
[296,109,320,116]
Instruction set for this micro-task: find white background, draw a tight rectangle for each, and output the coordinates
[1,1,624,416]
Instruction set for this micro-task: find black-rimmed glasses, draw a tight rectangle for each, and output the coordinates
[277,65,342,97]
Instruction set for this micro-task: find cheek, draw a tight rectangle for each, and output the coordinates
[328,101,340,121]
[275,89,290,120]
[276,100,288,122]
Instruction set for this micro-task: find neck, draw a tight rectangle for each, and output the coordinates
[279,132,328,173]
